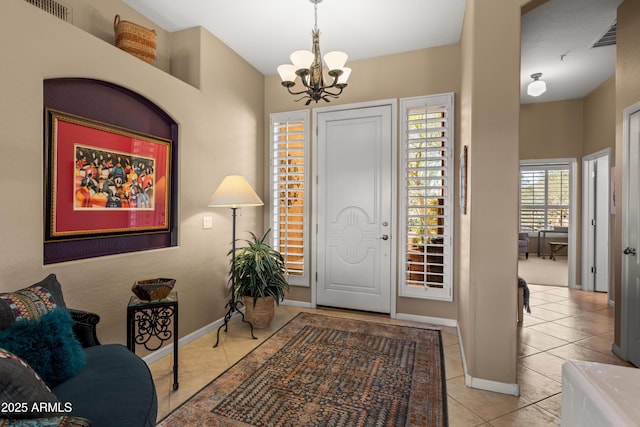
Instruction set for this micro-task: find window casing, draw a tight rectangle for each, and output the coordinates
[519,164,570,232]
[269,110,310,286]
[399,93,454,301]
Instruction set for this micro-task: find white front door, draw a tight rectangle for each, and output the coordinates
[623,106,640,367]
[315,104,393,313]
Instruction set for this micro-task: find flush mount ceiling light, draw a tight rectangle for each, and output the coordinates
[277,0,351,105]
[527,73,547,97]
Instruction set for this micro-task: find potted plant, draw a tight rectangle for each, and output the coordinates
[230,229,289,328]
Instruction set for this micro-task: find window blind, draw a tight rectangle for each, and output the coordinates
[270,111,309,285]
[520,165,570,231]
[400,93,454,301]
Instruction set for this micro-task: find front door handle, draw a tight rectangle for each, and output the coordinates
[623,247,637,256]
[381,235,389,241]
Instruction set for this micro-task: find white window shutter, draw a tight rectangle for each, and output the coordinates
[400,93,454,301]
[269,110,310,286]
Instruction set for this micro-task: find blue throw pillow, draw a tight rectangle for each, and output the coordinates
[0,308,85,388]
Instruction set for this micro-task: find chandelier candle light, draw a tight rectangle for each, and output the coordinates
[277,0,351,104]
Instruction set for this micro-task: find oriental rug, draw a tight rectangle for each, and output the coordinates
[159,312,447,426]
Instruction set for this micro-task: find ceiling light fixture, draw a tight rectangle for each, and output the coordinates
[527,73,547,97]
[277,0,351,105]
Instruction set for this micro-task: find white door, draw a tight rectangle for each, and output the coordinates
[623,107,640,367]
[315,105,393,313]
[594,155,610,293]
[583,153,610,294]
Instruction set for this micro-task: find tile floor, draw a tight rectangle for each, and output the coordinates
[149,285,630,426]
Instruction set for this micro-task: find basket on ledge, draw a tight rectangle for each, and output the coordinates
[114,14,157,64]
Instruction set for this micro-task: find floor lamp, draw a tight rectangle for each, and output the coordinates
[208,175,264,347]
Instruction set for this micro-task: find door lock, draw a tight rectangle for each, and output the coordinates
[381,235,389,241]
[623,247,637,256]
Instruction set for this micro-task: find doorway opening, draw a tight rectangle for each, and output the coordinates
[518,159,577,287]
[582,149,611,299]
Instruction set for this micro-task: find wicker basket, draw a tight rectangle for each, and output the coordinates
[114,14,157,64]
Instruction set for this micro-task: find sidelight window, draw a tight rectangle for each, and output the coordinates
[400,93,454,301]
[269,110,310,286]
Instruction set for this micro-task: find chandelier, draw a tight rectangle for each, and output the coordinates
[277,0,351,105]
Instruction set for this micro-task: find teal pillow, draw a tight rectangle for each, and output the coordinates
[0,308,85,388]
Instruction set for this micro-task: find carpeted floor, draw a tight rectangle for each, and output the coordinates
[518,255,568,286]
[158,312,447,427]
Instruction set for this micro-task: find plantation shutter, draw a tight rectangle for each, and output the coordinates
[270,110,309,286]
[400,93,454,301]
[519,165,570,231]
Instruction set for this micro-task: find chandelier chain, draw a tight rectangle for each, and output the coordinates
[314,1,318,31]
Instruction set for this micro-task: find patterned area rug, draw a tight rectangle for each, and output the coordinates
[159,312,447,426]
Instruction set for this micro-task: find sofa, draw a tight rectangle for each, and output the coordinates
[518,232,530,259]
[0,274,157,427]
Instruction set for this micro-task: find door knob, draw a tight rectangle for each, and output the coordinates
[381,235,389,241]
[623,247,637,256]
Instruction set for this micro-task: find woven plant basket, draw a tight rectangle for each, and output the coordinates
[114,14,157,64]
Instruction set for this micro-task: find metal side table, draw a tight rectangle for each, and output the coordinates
[127,291,179,390]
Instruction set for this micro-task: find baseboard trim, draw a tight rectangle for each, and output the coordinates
[456,324,520,396]
[281,299,313,308]
[394,312,458,328]
[465,374,520,396]
[612,343,625,360]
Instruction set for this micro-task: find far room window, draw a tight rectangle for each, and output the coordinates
[269,110,310,286]
[399,93,454,301]
[519,164,571,232]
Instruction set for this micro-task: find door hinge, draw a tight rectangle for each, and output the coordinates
[591,266,596,274]
[315,272,318,282]
[592,219,596,226]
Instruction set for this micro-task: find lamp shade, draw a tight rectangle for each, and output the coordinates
[324,51,348,71]
[527,73,547,97]
[337,67,352,85]
[208,175,264,208]
[527,80,546,97]
[277,64,297,83]
[290,50,314,71]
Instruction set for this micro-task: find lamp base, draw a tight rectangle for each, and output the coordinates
[213,296,257,347]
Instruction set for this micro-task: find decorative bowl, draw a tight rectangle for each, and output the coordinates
[132,278,176,301]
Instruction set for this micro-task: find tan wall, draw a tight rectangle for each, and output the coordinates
[60,0,172,73]
[584,77,616,156]
[265,45,463,319]
[458,0,521,385]
[614,0,640,346]
[0,0,264,346]
[520,100,584,160]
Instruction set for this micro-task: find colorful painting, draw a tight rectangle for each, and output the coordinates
[45,109,172,240]
[74,145,156,210]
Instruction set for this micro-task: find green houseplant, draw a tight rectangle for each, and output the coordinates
[230,229,289,328]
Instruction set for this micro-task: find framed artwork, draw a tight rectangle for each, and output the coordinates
[45,109,172,241]
[459,145,468,215]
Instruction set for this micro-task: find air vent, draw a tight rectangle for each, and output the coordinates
[591,20,616,48]
[24,0,70,22]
